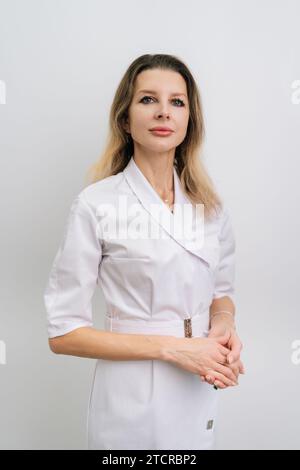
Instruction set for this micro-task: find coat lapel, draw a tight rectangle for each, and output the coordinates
[123,156,220,270]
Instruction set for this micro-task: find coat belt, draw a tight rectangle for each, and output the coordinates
[104,311,210,338]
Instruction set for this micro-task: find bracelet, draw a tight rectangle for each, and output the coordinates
[210,310,235,317]
[210,311,236,328]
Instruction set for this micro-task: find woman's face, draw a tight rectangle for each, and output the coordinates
[125,68,190,154]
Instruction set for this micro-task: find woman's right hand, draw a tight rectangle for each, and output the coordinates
[163,336,238,387]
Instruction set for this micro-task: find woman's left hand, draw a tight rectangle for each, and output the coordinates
[200,320,245,387]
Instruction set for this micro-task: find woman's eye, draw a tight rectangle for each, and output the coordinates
[140,96,185,107]
[173,98,185,107]
[140,96,154,104]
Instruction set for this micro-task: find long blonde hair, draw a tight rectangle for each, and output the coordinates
[85,54,223,219]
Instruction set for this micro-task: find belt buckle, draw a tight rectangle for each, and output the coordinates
[184,318,192,338]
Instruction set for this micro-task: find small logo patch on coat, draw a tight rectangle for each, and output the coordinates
[206,419,214,430]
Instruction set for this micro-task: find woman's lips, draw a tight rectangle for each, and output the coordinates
[149,130,173,136]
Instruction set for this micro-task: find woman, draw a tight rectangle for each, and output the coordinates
[44,53,244,450]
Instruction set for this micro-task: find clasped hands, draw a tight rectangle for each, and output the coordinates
[200,319,245,389]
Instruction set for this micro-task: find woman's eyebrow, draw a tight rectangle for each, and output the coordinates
[137,89,187,97]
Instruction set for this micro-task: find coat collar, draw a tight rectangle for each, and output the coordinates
[123,155,220,269]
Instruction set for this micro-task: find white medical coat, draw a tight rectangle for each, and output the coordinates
[44,155,236,450]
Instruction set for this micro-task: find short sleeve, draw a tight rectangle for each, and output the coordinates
[43,193,102,338]
[212,207,236,304]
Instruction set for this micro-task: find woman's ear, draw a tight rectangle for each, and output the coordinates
[122,115,130,134]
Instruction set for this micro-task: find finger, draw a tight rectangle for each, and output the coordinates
[212,357,243,384]
[217,353,230,365]
[218,344,232,356]
[206,371,237,387]
[239,360,246,374]
[213,379,227,389]
[232,362,243,377]
[227,358,244,380]
[206,367,237,386]
[227,337,243,364]
[231,364,240,380]
[226,357,240,369]
[205,375,227,388]
[235,358,244,373]
[212,352,227,366]
[225,359,240,379]
[213,362,238,383]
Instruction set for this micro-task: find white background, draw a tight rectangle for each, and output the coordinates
[0,0,299,449]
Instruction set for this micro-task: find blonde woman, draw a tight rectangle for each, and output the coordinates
[44,53,244,450]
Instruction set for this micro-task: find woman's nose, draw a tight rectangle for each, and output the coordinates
[155,110,170,119]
